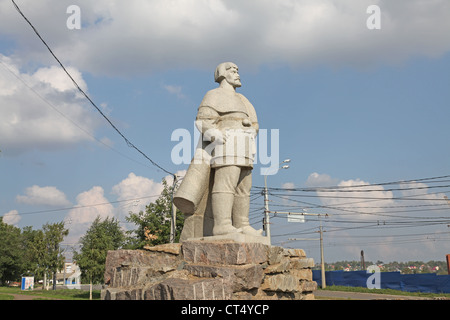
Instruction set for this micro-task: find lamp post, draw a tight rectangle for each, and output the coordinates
[263,159,290,245]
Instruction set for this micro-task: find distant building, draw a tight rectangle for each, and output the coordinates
[56,262,81,288]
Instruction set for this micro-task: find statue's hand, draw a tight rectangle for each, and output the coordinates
[244,128,257,137]
[204,128,226,144]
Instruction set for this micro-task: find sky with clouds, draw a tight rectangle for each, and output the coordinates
[1,0,449,263]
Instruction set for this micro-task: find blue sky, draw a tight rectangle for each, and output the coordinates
[1,0,449,264]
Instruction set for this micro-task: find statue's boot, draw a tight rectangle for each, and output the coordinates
[232,195,263,237]
[211,192,242,235]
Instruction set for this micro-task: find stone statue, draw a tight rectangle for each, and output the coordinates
[174,62,264,241]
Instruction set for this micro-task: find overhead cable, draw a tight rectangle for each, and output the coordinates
[11,0,174,176]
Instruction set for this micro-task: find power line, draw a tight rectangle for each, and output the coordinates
[329,230,450,239]
[0,59,155,171]
[268,192,450,202]
[260,177,450,257]
[255,174,450,192]
[11,0,174,176]
[308,184,450,193]
[1,194,161,217]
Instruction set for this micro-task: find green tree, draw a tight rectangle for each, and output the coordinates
[73,216,125,299]
[0,217,25,284]
[42,222,69,290]
[21,226,46,279]
[126,178,184,249]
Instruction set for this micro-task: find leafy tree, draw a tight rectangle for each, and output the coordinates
[73,216,125,299]
[0,217,25,284]
[126,178,184,249]
[21,226,46,279]
[42,222,69,290]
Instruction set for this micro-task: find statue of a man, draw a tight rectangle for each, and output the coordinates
[174,62,262,238]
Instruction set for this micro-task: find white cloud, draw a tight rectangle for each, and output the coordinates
[319,178,395,217]
[281,182,295,190]
[111,171,187,218]
[33,65,87,92]
[62,171,186,243]
[111,172,165,218]
[400,181,448,205]
[305,172,338,187]
[3,210,21,225]
[164,85,186,99]
[2,0,449,76]
[16,185,71,207]
[306,173,395,217]
[279,182,297,207]
[66,186,114,225]
[0,55,102,155]
[64,186,115,244]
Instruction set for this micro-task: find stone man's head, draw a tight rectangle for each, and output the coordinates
[214,62,241,88]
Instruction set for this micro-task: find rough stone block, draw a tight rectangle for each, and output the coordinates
[300,280,318,292]
[290,257,315,269]
[184,263,264,291]
[102,240,316,300]
[143,243,182,255]
[261,274,301,293]
[264,257,291,274]
[104,249,184,287]
[283,248,306,258]
[267,246,284,265]
[144,278,233,300]
[182,240,268,265]
[290,268,313,281]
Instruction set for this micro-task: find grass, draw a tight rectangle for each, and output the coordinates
[0,293,14,300]
[320,285,450,299]
[0,286,101,300]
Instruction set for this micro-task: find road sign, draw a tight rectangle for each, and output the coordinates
[287,213,305,223]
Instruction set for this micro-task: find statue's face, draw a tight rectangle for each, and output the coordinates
[224,65,241,88]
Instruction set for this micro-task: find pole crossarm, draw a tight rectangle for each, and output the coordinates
[267,211,329,217]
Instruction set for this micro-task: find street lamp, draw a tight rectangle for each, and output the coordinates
[263,159,291,245]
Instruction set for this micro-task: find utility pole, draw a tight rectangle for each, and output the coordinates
[361,250,366,270]
[288,212,328,289]
[289,225,326,289]
[263,175,271,245]
[445,197,450,275]
[319,217,326,289]
[262,159,290,245]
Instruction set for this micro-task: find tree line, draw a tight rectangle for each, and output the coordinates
[0,179,184,288]
[316,260,448,275]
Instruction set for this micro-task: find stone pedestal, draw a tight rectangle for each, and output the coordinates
[101,240,316,300]
[188,233,271,246]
